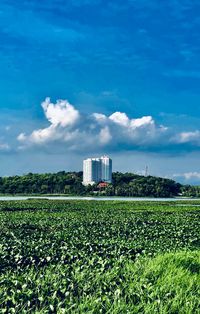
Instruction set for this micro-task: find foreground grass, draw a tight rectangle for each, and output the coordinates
[0,200,199,313]
[0,251,199,313]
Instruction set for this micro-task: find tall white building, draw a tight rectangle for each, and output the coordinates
[101,156,112,183]
[83,156,112,185]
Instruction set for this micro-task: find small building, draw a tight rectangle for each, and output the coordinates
[98,182,109,189]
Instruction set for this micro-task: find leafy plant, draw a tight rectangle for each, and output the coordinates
[0,200,199,313]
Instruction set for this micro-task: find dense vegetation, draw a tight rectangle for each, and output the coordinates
[0,171,184,197]
[0,200,199,313]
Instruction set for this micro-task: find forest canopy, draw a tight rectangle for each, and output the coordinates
[0,171,197,197]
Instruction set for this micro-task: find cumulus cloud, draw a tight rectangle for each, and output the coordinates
[41,97,80,127]
[18,126,59,144]
[18,98,81,146]
[93,110,167,147]
[17,97,200,153]
[109,112,129,126]
[18,97,168,151]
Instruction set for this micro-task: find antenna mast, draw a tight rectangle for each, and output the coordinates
[145,165,149,177]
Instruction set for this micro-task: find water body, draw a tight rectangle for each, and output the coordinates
[0,196,199,202]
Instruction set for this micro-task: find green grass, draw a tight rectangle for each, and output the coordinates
[0,200,199,313]
[0,251,199,313]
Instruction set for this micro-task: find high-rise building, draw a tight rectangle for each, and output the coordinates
[101,155,112,183]
[83,156,112,185]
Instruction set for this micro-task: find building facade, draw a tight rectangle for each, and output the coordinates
[83,156,112,185]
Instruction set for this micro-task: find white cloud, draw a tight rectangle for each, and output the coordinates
[109,112,129,126]
[99,126,112,144]
[17,98,169,150]
[92,113,107,122]
[173,131,200,145]
[27,126,58,144]
[130,116,154,129]
[41,97,80,127]
[17,133,26,141]
[18,98,81,146]
[18,126,59,144]
[17,97,200,153]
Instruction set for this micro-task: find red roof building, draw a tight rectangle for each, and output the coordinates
[98,182,109,189]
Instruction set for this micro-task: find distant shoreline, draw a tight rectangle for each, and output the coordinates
[0,195,198,202]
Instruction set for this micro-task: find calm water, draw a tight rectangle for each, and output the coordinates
[0,196,198,201]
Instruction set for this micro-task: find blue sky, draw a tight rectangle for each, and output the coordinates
[1,0,200,183]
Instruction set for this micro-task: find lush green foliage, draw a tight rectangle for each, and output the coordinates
[180,184,200,197]
[0,171,182,197]
[0,200,199,313]
[111,172,181,197]
[0,172,84,195]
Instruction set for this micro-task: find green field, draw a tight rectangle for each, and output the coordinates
[0,200,199,313]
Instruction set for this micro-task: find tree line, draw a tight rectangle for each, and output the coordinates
[0,171,196,197]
